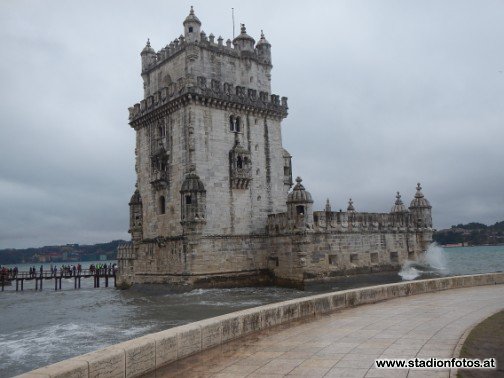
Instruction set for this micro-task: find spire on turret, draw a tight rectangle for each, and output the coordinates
[347,198,355,212]
[390,191,408,213]
[410,183,431,209]
[233,23,255,52]
[183,6,201,42]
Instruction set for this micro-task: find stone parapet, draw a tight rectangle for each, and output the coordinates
[18,272,504,378]
[128,81,287,124]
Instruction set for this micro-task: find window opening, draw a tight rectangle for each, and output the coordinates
[296,205,305,215]
[159,196,166,214]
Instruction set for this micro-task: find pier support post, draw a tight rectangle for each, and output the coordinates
[55,277,58,291]
[16,279,19,291]
[35,278,38,291]
[21,279,23,291]
[78,277,81,289]
[40,278,43,291]
[58,277,62,290]
[105,275,109,288]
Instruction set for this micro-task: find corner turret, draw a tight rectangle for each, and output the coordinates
[141,39,156,72]
[128,189,143,241]
[233,24,255,53]
[409,183,432,228]
[390,192,408,214]
[183,6,201,43]
[256,30,272,65]
[287,177,314,229]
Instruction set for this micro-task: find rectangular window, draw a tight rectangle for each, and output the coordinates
[390,252,399,263]
[370,252,378,263]
[350,254,359,263]
[329,255,338,265]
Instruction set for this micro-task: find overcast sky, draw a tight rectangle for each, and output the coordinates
[0,0,503,249]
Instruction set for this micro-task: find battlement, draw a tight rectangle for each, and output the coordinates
[128,78,288,123]
[267,210,419,235]
[142,32,271,75]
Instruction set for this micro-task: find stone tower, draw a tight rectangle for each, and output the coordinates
[118,8,290,286]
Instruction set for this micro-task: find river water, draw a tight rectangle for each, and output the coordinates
[0,245,503,377]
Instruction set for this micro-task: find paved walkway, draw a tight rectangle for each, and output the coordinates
[154,285,504,377]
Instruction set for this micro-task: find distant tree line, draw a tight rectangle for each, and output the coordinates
[0,240,126,264]
[434,221,504,246]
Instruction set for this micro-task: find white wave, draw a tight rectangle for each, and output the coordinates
[399,243,449,281]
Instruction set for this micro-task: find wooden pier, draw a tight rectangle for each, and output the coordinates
[0,269,116,291]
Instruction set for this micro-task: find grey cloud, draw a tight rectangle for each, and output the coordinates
[0,0,503,248]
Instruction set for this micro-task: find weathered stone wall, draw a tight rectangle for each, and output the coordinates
[20,273,504,378]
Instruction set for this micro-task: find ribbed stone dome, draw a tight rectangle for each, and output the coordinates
[183,6,201,26]
[141,39,155,55]
[256,31,270,46]
[287,177,313,204]
[181,172,206,193]
[129,189,142,205]
[391,192,408,213]
[233,24,255,44]
[410,183,431,208]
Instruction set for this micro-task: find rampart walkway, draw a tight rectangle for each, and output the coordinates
[156,285,503,377]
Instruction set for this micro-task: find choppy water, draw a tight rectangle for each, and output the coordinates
[0,245,503,377]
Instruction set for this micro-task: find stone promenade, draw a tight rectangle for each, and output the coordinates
[155,285,503,378]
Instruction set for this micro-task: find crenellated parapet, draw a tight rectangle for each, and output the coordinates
[128,78,288,125]
[141,27,272,75]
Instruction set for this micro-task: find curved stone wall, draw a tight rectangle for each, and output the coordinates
[18,272,504,378]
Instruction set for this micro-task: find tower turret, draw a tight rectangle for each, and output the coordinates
[233,24,255,53]
[287,177,314,229]
[409,183,432,228]
[347,198,356,213]
[390,192,408,214]
[140,39,156,72]
[128,189,143,241]
[183,6,201,43]
[180,169,206,234]
[256,30,272,65]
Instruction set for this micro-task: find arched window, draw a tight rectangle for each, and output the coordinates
[229,115,241,132]
[188,27,193,33]
[159,196,166,214]
[237,156,243,169]
[185,195,192,205]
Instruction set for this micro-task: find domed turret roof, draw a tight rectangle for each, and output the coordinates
[233,24,255,44]
[231,140,249,155]
[129,189,142,205]
[391,192,408,213]
[409,183,431,208]
[183,6,201,26]
[141,39,155,55]
[181,171,206,193]
[287,177,313,204]
[256,30,270,47]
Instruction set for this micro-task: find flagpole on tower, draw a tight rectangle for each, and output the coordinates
[232,8,235,38]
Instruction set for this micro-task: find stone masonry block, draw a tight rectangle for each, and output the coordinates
[330,292,346,309]
[280,300,300,322]
[150,329,178,369]
[221,314,243,342]
[260,305,283,328]
[199,318,222,349]
[241,310,262,335]
[299,299,315,317]
[118,336,156,378]
[74,346,125,378]
[345,290,361,307]
[177,323,202,359]
[312,295,332,315]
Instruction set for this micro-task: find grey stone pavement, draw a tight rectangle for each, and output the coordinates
[154,285,503,378]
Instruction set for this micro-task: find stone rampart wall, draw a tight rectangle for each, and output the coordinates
[19,272,504,378]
